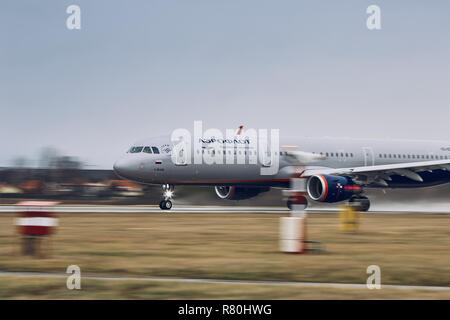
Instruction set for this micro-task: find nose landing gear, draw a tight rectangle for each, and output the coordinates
[159,184,174,210]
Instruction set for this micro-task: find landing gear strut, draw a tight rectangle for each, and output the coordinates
[159,184,174,210]
[348,195,370,212]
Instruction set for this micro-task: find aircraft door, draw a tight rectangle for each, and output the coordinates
[261,150,272,167]
[173,139,189,166]
[362,147,374,166]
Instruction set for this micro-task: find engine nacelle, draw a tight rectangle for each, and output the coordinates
[215,186,270,200]
[306,175,362,203]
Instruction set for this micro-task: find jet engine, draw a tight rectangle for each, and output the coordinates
[214,186,270,200]
[306,175,362,203]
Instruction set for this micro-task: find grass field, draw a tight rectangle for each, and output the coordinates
[0,212,449,299]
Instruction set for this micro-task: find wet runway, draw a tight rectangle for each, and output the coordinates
[0,204,287,213]
[0,204,449,214]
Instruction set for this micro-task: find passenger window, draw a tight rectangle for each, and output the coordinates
[151,147,160,154]
[143,146,152,154]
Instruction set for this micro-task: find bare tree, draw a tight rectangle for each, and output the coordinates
[38,146,60,169]
[12,156,28,168]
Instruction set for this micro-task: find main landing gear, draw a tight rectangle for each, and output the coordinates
[159,184,174,210]
[348,195,370,212]
[284,190,309,211]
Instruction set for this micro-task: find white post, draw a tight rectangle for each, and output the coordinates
[280,178,308,253]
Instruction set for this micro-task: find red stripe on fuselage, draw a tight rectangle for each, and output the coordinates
[153,178,296,185]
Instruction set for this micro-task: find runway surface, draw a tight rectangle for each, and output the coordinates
[0,270,449,292]
[0,204,288,213]
[1,204,449,213]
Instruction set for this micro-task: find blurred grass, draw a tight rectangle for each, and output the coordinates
[0,212,449,298]
[1,276,450,299]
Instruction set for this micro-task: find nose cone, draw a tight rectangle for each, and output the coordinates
[113,158,133,179]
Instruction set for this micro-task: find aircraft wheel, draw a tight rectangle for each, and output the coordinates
[349,196,370,212]
[360,197,370,212]
[164,200,173,210]
[287,195,308,211]
[159,200,172,210]
[286,200,293,210]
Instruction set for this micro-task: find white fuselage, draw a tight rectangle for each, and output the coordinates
[113,136,450,188]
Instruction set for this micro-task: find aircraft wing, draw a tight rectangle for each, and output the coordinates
[301,159,450,186]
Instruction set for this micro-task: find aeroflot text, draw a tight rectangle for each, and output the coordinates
[170,121,280,175]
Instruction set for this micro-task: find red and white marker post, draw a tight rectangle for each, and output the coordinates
[15,201,59,257]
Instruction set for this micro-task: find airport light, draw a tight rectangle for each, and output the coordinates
[164,190,174,199]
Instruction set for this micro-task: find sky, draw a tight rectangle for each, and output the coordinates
[1,1,450,169]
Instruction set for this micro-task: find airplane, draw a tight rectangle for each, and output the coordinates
[113,127,450,211]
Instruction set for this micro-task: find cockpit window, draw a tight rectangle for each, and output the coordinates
[129,146,144,153]
[143,146,153,154]
[151,147,160,154]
